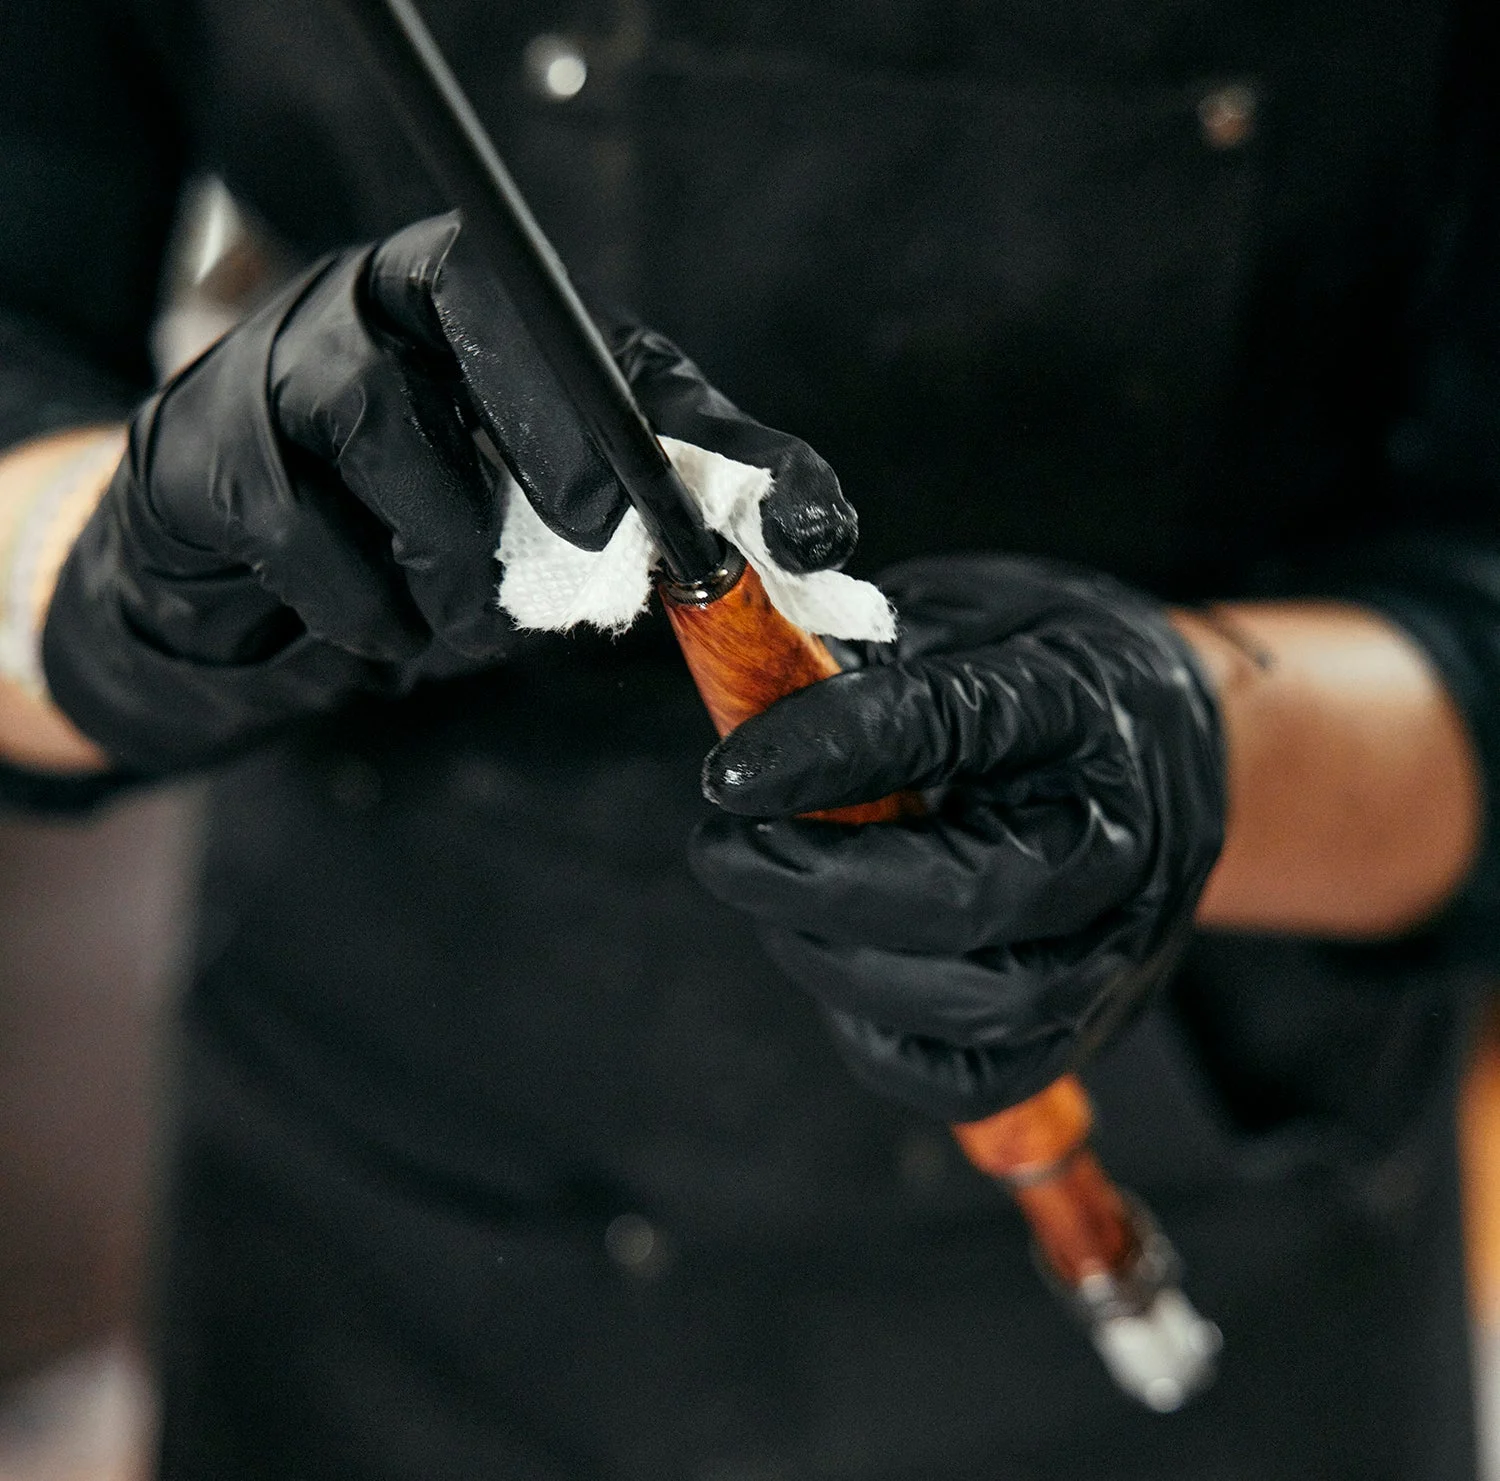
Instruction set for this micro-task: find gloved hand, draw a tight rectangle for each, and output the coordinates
[42,211,854,773]
[690,556,1226,1122]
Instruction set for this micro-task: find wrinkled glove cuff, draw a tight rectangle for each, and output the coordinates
[42,497,379,775]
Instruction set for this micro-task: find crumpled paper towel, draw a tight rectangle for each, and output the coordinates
[495,436,897,642]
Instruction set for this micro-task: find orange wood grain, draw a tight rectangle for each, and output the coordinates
[1010,1150,1140,1287]
[661,559,1144,1288]
[952,1075,1094,1179]
[663,563,916,824]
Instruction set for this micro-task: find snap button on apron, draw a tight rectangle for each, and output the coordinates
[524,35,588,101]
[1197,83,1258,149]
[605,1212,671,1278]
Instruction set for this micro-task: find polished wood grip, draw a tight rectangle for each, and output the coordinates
[663,561,916,825]
[955,1079,1138,1285]
[951,1074,1093,1179]
[661,560,1140,1288]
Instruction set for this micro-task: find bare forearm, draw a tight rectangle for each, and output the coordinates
[1174,602,1482,939]
[0,427,123,773]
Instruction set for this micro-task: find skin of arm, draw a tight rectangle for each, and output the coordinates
[0,428,1482,938]
[0,427,121,773]
[1174,603,1482,939]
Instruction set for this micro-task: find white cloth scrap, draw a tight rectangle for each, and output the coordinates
[495,436,897,643]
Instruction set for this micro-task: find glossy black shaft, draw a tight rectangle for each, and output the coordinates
[331,0,725,584]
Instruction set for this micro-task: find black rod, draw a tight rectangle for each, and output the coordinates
[332,0,726,585]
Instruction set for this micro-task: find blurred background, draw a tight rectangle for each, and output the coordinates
[0,784,196,1481]
[5,178,1500,1481]
[0,180,252,1481]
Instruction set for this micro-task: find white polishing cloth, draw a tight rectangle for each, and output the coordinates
[495,436,897,643]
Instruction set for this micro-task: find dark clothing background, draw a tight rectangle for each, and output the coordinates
[3,0,1498,1476]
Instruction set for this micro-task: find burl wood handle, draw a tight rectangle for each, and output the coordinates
[662,560,1139,1288]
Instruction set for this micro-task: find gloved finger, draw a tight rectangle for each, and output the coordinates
[753,919,1120,1048]
[363,212,460,356]
[818,1006,1079,1122]
[605,319,858,573]
[370,219,627,553]
[755,436,858,574]
[272,283,509,660]
[342,356,509,660]
[141,331,429,665]
[691,793,1145,949]
[228,451,430,663]
[702,640,1092,816]
[874,555,1154,658]
[818,635,870,671]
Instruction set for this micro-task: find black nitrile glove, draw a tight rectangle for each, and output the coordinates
[691,556,1226,1122]
[42,211,854,774]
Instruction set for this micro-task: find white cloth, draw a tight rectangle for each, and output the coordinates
[495,437,897,643]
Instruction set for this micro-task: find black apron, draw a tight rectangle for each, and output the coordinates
[135,0,1482,1474]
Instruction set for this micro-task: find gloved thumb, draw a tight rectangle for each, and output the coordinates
[601,318,858,574]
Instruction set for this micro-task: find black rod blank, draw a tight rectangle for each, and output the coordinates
[332,0,726,585]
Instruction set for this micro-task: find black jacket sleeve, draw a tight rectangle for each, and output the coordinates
[1283,46,1500,945]
[0,0,185,448]
[0,0,184,811]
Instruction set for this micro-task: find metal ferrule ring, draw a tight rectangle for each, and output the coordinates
[658,545,747,607]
